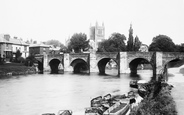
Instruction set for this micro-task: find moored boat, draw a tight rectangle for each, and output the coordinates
[103,99,130,115]
[91,96,103,107]
[129,80,138,88]
[58,110,72,115]
[85,107,104,115]
[42,110,72,115]
[137,80,148,98]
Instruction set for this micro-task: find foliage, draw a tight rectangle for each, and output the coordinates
[127,25,134,51]
[149,35,176,52]
[45,39,63,48]
[60,44,68,53]
[134,36,142,51]
[130,82,177,115]
[15,50,22,62]
[17,57,25,63]
[97,33,126,52]
[68,33,89,53]
[175,44,184,52]
[24,55,37,66]
[126,25,142,51]
[0,63,36,76]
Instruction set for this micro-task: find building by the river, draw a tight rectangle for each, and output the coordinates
[0,34,29,61]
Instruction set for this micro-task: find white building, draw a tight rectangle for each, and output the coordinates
[0,34,29,61]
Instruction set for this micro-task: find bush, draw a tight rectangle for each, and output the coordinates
[24,55,37,66]
[17,57,25,63]
[130,82,177,115]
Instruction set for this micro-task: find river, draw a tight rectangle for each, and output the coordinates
[0,68,180,115]
[167,66,184,115]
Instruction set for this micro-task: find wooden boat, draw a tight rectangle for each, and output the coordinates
[103,100,130,115]
[91,96,103,107]
[137,80,148,98]
[42,110,72,115]
[42,113,55,115]
[85,107,103,115]
[129,80,138,88]
[58,110,72,115]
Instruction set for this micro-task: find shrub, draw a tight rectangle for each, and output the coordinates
[17,57,25,63]
[24,55,37,66]
[130,82,177,115]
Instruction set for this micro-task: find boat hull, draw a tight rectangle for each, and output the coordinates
[103,101,130,115]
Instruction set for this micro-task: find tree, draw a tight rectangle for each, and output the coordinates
[67,33,89,53]
[134,36,142,51]
[15,50,22,62]
[45,39,63,47]
[149,35,176,52]
[127,24,134,51]
[24,55,37,66]
[175,44,184,52]
[97,33,126,52]
[33,40,37,44]
[60,44,68,53]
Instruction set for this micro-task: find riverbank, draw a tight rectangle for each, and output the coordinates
[168,71,184,115]
[0,63,36,77]
[129,81,177,115]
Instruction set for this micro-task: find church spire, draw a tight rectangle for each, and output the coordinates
[129,23,133,35]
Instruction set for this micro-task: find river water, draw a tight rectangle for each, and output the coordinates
[0,68,182,115]
[167,66,184,115]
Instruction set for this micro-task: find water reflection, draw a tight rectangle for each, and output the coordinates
[0,70,153,115]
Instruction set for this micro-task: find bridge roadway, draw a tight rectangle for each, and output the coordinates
[35,51,184,80]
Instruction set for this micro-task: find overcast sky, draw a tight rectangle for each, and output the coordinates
[0,0,184,45]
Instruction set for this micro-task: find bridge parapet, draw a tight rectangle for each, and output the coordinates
[96,52,119,62]
[35,54,44,63]
[47,54,64,63]
[69,53,90,64]
[161,52,184,66]
[127,51,154,63]
[162,52,184,58]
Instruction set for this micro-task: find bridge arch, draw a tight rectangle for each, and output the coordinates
[160,58,183,81]
[129,58,153,75]
[163,58,183,68]
[97,58,118,75]
[37,60,43,73]
[34,55,44,73]
[49,58,63,74]
[70,58,89,74]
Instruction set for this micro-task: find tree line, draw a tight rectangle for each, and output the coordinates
[61,28,184,53]
[26,26,184,53]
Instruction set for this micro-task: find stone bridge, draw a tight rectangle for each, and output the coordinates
[40,52,184,80]
[68,53,90,74]
[40,54,64,73]
[95,52,120,75]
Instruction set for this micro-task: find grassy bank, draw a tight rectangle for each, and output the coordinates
[130,81,177,115]
[0,63,36,77]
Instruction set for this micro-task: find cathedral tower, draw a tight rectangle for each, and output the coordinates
[89,22,105,51]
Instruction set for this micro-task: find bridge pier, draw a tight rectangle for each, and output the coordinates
[90,53,100,73]
[43,53,50,72]
[120,52,129,73]
[130,67,137,74]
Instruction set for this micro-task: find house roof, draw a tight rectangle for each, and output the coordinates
[0,34,29,46]
[29,44,50,48]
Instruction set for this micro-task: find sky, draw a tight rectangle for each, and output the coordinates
[0,0,184,45]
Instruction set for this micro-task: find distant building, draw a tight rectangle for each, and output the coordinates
[89,22,105,51]
[139,44,149,52]
[0,34,29,61]
[29,44,50,55]
[49,45,61,54]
